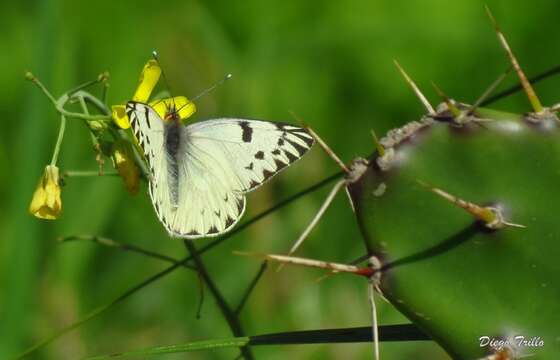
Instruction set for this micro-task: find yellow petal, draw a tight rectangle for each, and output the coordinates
[132,59,161,102]
[111,105,130,129]
[111,140,140,195]
[29,165,62,220]
[150,96,196,123]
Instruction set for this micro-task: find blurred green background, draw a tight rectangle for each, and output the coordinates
[2,0,560,359]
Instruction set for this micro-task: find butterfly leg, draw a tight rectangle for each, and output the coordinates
[277,179,347,271]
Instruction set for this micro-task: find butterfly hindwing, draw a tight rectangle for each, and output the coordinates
[126,101,314,238]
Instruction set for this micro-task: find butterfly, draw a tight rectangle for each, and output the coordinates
[126,101,314,239]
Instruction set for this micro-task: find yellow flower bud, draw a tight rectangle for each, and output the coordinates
[111,58,196,129]
[112,140,140,195]
[111,104,130,129]
[29,165,62,220]
[132,59,161,102]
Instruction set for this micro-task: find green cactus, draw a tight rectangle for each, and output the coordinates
[347,26,559,358]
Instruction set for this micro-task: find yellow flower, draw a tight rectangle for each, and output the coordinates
[111,140,140,195]
[111,59,196,129]
[29,165,62,220]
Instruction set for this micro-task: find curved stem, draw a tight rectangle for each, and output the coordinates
[50,114,66,165]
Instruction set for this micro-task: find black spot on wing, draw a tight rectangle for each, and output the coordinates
[144,106,151,129]
[214,210,221,217]
[275,123,286,130]
[239,121,253,143]
[225,217,235,228]
[249,180,260,188]
[272,149,281,155]
[274,158,287,171]
[287,130,314,147]
[283,149,298,163]
[277,138,285,146]
[262,169,274,179]
[286,139,307,156]
[187,230,201,236]
[254,151,265,159]
[245,162,254,170]
[207,226,219,235]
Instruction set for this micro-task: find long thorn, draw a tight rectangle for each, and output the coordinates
[236,252,368,275]
[417,180,525,230]
[482,64,560,106]
[278,179,347,271]
[431,81,461,118]
[394,60,435,115]
[370,129,385,156]
[368,281,380,360]
[485,5,543,113]
[290,112,350,173]
[417,180,495,222]
[468,66,512,116]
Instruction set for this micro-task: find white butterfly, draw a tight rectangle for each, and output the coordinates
[126,101,314,239]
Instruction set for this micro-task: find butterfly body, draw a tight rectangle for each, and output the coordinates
[163,109,182,206]
[126,101,314,239]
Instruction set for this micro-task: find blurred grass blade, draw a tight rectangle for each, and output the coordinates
[85,324,429,359]
[85,337,250,359]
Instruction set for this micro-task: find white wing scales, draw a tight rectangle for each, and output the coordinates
[126,101,314,239]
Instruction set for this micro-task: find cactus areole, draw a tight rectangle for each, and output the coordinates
[349,107,559,359]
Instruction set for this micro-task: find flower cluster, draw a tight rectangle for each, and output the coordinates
[29,57,196,220]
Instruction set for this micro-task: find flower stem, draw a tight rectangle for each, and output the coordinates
[62,170,118,177]
[50,114,66,166]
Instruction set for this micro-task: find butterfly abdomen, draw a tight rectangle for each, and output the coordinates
[164,120,182,206]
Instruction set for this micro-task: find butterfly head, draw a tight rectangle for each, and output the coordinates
[163,102,181,123]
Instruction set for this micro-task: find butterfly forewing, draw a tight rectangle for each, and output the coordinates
[126,101,314,239]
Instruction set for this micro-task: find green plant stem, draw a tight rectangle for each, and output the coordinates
[67,78,102,97]
[84,324,429,359]
[60,235,195,270]
[481,64,560,106]
[13,172,341,359]
[14,258,186,360]
[28,75,110,121]
[75,90,111,116]
[235,261,268,315]
[183,240,254,360]
[50,114,66,165]
[62,170,118,177]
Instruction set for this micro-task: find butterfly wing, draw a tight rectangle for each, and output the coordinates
[126,101,176,232]
[127,101,314,238]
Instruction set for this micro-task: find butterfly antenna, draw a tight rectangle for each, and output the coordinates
[152,50,176,113]
[174,73,233,115]
[192,73,233,103]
